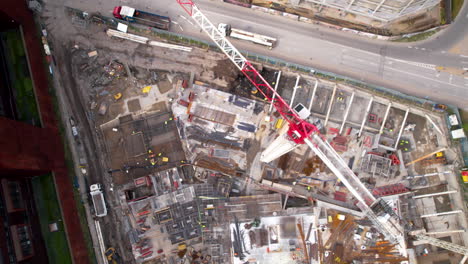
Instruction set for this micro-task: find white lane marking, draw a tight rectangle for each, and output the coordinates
[178,15,194,26]
[386,66,468,90]
[390,58,436,70]
[171,21,179,25]
[461,54,468,58]
[441,50,446,53]
[341,54,379,67]
[449,74,453,84]
[462,61,468,64]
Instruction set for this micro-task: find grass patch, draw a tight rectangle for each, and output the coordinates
[3,29,41,125]
[452,0,464,18]
[461,110,468,134]
[32,174,73,264]
[392,29,439,42]
[440,5,446,25]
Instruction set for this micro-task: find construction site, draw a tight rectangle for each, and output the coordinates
[41,2,468,264]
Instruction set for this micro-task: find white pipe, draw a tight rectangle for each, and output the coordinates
[459,254,468,264]
[420,210,463,218]
[269,71,282,113]
[426,229,465,235]
[308,79,318,111]
[324,84,337,127]
[339,92,355,134]
[413,190,457,199]
[379,103,392,134]
[95,220,108,264]
[425,114,443,135]
[394,108,410,149]
[407,171,451,178]
[289,75,301,108]
[359,98,373,136]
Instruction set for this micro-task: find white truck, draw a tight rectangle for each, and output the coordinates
[218,23,277,48]
[90,184,107,217]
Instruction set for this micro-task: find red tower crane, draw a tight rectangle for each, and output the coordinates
[175,0,406,253]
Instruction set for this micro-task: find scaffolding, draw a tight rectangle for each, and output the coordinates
[360,153,394,178]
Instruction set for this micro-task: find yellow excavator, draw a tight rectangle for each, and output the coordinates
[105,248,121,264]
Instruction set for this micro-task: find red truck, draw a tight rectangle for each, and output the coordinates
[113,6,170,31]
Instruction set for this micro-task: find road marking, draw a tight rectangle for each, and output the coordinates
[441,50,446,54]
[390,58,436,70]
[460,54,468,58]
[386,66,467,90]
[178,15,194,26]
[449,74,453,84]
[171,21,179,25]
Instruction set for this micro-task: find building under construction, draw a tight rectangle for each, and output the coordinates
[55,5,468,264]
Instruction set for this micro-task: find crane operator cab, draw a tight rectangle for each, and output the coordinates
[294,103,311,120]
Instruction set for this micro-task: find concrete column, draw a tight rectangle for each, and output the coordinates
[393,108,410,149]
[324,84,337,127]
[269,71,282,113]
[308,79,318,112]
[379,103,392,134]
[359,97,373,136]
[339,92,355,134]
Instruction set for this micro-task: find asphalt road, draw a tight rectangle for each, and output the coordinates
[65,0,468,108]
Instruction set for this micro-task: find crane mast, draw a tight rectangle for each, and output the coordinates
[175,0,405,251]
